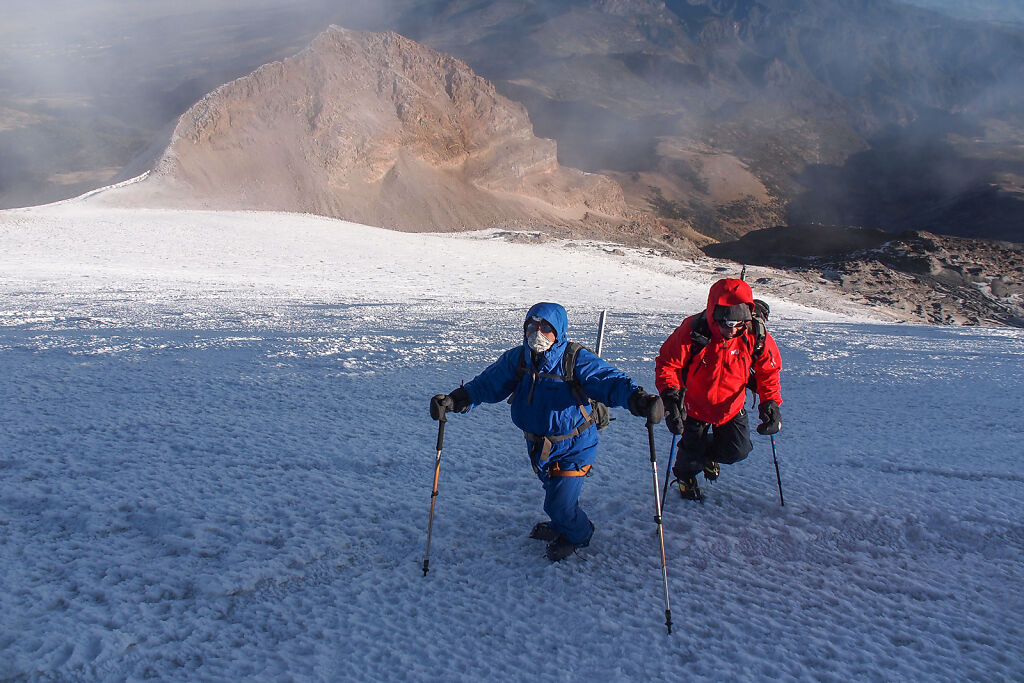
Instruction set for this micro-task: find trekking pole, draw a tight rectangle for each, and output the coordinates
[659,434,678,515]
[770,433,785,507]
[595,310,607,356]
[646,421,673,634]
[422,411,447,576]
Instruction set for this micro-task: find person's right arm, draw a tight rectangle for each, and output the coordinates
[655,319,693,434]
[462,347,523,407]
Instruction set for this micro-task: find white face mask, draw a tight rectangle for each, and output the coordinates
[527,330,554,353]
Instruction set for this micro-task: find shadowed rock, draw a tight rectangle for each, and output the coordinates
[706,225,1024,327]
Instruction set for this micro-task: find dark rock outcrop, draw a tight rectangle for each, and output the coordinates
[706,225,1024,326]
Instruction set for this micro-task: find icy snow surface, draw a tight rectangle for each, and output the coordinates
[1,204,1022,680]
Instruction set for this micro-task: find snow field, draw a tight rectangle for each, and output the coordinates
[0,205,1022,680]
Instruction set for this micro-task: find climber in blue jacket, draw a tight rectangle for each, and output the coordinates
[430,302,663,561]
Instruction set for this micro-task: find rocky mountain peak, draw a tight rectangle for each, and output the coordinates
[113,26,631,233]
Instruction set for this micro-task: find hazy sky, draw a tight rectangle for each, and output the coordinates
[2,0,1021,219]
[893,0,1024,23]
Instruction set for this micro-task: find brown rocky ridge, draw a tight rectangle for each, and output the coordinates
[8,1,1023,250]
[103,25,686,252]
[87,20,1020,327]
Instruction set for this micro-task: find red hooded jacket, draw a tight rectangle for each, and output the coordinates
[655,279,782,426]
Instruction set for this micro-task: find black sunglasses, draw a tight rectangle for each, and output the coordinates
[526,319,555,334]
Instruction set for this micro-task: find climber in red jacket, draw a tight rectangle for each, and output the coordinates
[655,278,782,500]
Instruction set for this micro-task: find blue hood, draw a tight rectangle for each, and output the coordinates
[523,302,569,373]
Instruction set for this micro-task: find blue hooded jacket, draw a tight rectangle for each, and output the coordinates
[463,302,640,469]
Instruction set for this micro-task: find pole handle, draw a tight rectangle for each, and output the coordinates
[646,420,658,463]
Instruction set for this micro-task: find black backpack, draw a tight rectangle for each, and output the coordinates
[681,299,770,396]
[512,341,611,430]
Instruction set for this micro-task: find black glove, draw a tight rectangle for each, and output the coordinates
[449,387,470,412]
[429,394,453,421]
[628,390,664,424]
[757,399,781,435]
[429,387,471,421]
[661,388,686,435]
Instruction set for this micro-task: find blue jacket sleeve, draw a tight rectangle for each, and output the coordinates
[573,348,640,409]
[462,347,522,409]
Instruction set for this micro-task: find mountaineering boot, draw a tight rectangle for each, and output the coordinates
[544,521,593,561]
[529,521,560,542]
[677,474,705,502]
[545,535,578,561]
[703,461,720,482]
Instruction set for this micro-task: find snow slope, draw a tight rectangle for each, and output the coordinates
[1,204,1022,680]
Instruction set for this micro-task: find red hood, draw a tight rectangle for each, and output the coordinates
[704,278,754,331]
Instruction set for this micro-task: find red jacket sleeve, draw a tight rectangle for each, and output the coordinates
[655,318,694,394]
[752,332,783,406]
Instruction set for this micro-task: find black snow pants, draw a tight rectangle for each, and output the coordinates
[672,408,753,478]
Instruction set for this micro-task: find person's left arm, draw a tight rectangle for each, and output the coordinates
[753,333,782,406]
[574,348,642,409]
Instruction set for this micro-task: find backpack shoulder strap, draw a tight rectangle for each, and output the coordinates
[690,311,712,349]
[507,347,529,405]
[562,341,583,384]
[561,341,595,423]
[746,302,770,399]
[749,317,767,359]
[515,346,528,379]
[513,343,587,407]
[750,298,769,359]
[679,311,709,388]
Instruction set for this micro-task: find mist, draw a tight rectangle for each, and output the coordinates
[2,0,1022,244]
[892,0,1024,24]
[0,0,404,207]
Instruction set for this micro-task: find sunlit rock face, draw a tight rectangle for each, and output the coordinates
[128,26,627,232]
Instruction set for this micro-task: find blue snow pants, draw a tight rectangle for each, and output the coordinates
[537,468,595,546]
